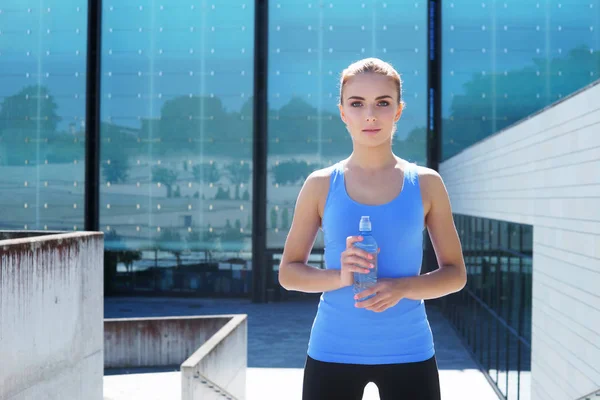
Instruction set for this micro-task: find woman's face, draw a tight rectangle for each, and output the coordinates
[338,73,403,148]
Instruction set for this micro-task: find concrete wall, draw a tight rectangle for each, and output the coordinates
[104,315,247,400]
[439,81,600,400]
[181,315,247,400]
[104,316,230,368]
[0,231,104,400]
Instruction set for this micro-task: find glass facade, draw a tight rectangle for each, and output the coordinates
[442,1,600,160]
[267,1,428,249]
[100,2,255,295]
[0,1,430,298]
[0,1,88,231]
[442,214,533,400]
[0,0,553,325]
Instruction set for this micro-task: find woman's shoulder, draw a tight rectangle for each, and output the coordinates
[410,163,442,183]
[303,163,339,193]
[409,162,447,204]
[297,164,340,217]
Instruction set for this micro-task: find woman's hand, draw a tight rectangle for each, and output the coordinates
[339,236,374,288]
[354,278,410,312]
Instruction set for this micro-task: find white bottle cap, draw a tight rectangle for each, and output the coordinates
[359,216,371,232]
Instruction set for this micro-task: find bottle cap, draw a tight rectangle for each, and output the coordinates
[359,216,371,232]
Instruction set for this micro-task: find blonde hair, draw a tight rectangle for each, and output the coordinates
[339,58,404,107]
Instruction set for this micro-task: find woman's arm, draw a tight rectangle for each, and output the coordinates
[278,170,344,293]
[401,168,467,300]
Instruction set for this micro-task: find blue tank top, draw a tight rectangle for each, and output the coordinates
[307,161,435,365]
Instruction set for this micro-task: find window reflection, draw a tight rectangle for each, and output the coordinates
[442,2,600,159]
[267,1,428,249]
[100,1,254,295]
[0,2,87,231]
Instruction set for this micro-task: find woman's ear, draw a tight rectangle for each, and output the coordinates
[394,102,404,122]
[338,103,347,124]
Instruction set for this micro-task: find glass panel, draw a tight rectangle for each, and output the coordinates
[442,1,600,160]
[509,222,520,251]
[522,257,533,343]
[500,220,509,249]
[522,224,533,256]
[100,1,254,295]
[0,1,87,231]
[267,1,428,249]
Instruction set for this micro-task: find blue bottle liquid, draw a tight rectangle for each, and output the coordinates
[353,216,378,302]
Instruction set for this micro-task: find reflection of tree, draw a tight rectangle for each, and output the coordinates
[138,94,351,158]
[192,162,219,184]
[156,95,227,150]
[101,121,137,180]
[444,46,598,159]
[269,96,350,156]
[270,207,278,229]
[281,209,290,230]
[151,166,178,198]
[103,143,129,183]
[225,161,251,186]
[120,249,142,273]
[46,133,85,164]
[104,230,142,293]
[187,229,221,260]
[214,187,231,200]
[0,85,62,165]
[0,85,60,134]
[272,159,314,185]
[222,218,245,243]
[395,127,427,165]
[158,228,182,267]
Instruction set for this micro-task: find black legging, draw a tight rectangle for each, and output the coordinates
[302,355,441,400]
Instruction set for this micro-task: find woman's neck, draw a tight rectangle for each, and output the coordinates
[346,143,397,171]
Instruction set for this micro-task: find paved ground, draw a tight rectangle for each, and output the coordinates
[103,296,499,399]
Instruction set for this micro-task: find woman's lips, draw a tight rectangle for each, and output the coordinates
[362,129,381,134]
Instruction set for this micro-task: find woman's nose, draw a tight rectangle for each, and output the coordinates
[366,107,377,121]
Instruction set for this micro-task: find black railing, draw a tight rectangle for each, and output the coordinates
[441,214,533,400]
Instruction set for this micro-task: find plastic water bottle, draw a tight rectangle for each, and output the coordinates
[353,216,378,302]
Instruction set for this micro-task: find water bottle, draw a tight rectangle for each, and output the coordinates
[353,216,378,302]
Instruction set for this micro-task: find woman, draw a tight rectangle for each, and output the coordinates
[278,58,467,400]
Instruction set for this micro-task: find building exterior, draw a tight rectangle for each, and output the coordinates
[1,2,598,399]
[440,80,600,400]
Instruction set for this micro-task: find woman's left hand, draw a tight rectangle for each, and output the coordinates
[354,278,410,312]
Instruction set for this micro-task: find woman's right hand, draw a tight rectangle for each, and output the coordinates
[339,236,374,288]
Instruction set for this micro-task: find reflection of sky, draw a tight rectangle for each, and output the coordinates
[0,1,598,129]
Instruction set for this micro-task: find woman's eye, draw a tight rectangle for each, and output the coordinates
[350,101,389,107]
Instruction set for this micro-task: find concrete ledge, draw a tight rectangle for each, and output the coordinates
[104,314,247,400]
[104,316,230,368]
[181,315,247,400]
[0,231,104,400]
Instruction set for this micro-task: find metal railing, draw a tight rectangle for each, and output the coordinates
[441,215,533,400]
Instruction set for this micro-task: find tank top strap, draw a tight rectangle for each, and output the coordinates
[328,161,345,193]
[402,161,420,194]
